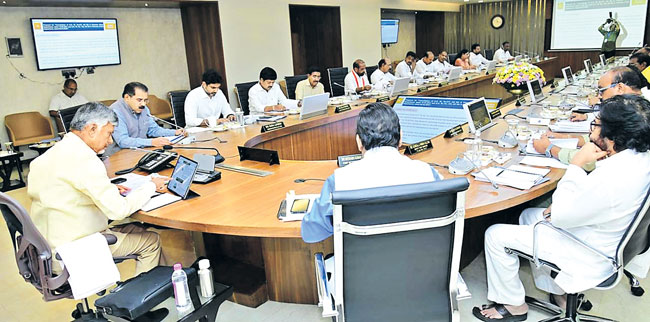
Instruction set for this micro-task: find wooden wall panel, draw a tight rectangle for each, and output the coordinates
[181,2,228,97]
[416,11,445,56]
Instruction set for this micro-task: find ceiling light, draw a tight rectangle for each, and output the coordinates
[144,3,149,7]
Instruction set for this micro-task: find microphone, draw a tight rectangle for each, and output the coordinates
[332,82,346,89]
[162,145,225,164]
[151,114,182,129]
[464,153,499,190]
[114,147,177,175]
[294,178,326,183]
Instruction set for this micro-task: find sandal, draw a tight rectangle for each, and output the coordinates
[472,303,528,321]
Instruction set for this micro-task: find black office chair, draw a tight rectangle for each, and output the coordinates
[485,49,495,61]
[327,67,348,97]
[314,178,470,322]
[506,187,650,322]
[53,104,84,133]
[448,53,459,65]
[234,81,258,115]
[284,74,308,100]
[365,65,379,80]
[168,90,189,128]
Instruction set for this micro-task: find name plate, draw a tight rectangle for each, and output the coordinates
[404,139,433,155]
[516,96,527,106]
[444,125,464,138]
[335,104,351,113]
[376,96,390,102]
[337,154,363,167]
[261,122,285,133]
[489,109,502,119]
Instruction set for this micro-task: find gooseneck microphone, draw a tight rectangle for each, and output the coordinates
[151,114,183,129]
[162,145,225,164]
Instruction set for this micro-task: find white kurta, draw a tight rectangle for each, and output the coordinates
[49,91,88,110]
[484,149,650,305]
[469,52,489,66]
[413,59,434,79]
[343,72,370,94]
[431,60,452,74]
[394,60,413,79]
[248,82,289,114]
[494,48,513,63]
[370,69,396,89]
[183,87,234,127]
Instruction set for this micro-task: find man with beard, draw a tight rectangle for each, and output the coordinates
[295,66,325,100]
[184,69,235,127]
[344,59,372,94]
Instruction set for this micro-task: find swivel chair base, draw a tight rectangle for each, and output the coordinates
[525,293,615,322]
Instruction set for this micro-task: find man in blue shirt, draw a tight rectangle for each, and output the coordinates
[110,82,185,151]
[301,102,443,243]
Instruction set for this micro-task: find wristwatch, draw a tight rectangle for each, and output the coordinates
[545,143,556,158]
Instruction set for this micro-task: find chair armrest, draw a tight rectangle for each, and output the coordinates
[314,253,338,318]
[532,221,618,271]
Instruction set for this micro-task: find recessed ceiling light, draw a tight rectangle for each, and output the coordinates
[144,3,149,7]
[2,1,7,4]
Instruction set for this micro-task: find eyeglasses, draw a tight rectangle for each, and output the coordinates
[65,87,77,91]
[590,121,602,132]
[597,83,618,95]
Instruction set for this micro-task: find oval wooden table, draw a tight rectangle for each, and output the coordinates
[103,57,565,307]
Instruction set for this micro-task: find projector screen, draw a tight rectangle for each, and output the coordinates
[550,0,648,50]
[381,19,399,44]
[31,18,121,70]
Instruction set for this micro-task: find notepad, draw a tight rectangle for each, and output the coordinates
[549,120,590,133]
[473,165,549,190]
[141,193,182,212]
[520,156,569,169]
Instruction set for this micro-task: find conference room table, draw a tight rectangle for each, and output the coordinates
[104,57,564,306]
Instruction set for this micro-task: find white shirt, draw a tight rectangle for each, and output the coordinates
[494,48,513,63]
[248,82,289,114]
[370,69,396,89]
[469,52,489,66]
[395,60,413,79]
[344,72,370,94]
[49,91,88,110]
[431,60,453,74]
[414,59,434,79]
[183,87,234,127]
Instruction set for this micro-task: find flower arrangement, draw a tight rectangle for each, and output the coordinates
[493,62,546,89]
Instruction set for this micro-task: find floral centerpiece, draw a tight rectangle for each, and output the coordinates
[493,62,546,92]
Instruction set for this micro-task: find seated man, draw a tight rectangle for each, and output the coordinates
[49,79,89,110]
[431,51,453,74]
[470,43,489,67]
[533,66,649,170]
[295,66,325,100]
[301,102,443,243]
[28,102,167,275]
[395,51,417,79]
[248,67,292,114]
[474,94,650,321]
[111,82,185,150]
[344,59,372,94]
[414,51,435,79]
[370,58,396,89]
[494,41,514,63]
[629,53,650,83]
[184,69,235,127]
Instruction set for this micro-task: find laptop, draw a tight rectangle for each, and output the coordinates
[584,59,593,74]
[389,77,410,96]
[527,78,546,103]
[300,92,330,120]
[463,97,495,133]
[486,60,497,73]
[167,155,199,199]
[448,67,462,82]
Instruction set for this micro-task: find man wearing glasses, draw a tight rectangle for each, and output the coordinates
[110,82,186,151]
[49,79,88,110]
[532,66,649,169]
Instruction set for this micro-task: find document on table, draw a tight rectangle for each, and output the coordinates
[519,156,568,169]
[186,127,212,134]
[472,165,549,190]
[141,193,182,212]
[525,138,579,155]
[112,173,154,196]
[549,120,590,133]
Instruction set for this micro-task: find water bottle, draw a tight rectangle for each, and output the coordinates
[235,108,244,126]
[473,130,483,166]
[198,259,214,298]
[171,263,192,314]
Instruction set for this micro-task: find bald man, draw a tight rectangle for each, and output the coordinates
[344,59,372,94]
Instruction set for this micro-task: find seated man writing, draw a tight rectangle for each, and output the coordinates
[301,102,443,242]
[474,94,650,321]
[28,102,168,275]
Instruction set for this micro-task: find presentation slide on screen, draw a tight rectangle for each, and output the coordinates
[551,0,648,50]
[381,19,399,44]
[393,97,500,144]
[31,18,120,70]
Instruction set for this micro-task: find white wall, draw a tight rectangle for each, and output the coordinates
[0,7,190,145]
[219,0,460,109]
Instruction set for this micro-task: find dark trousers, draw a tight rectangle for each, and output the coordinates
[603,50,615,59]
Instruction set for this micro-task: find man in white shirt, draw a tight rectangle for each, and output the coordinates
[469,43,489,67]
[184,69,235,127]
[474,94,650,321]
[370,58,396,90]
[494,41,515,63]
[248,67,292,114]
[29,102,166,275]
[49,79,89,110]
[414,51,435,79]
[431,51,453,74]
[344,59,372,94]
[395,51,417,79]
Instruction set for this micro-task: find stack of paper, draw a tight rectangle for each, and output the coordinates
[473,165,550,190]
[525,138,579,155]
[549,120,590,133]
[520,156,568,169]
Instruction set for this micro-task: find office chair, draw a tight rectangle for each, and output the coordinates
[234,81,258,115]
[314,178,470,322]
[327,67,348,97]
[506,187,650,322]
[100,100,117,107]
[50,104,84,133]
[147,94,174,121]
[5,112,56,147]
[168,90,189,128]
[284,74,308,100]
[448,53,459,66]
[364,65,378,80]
[485,49,495,61]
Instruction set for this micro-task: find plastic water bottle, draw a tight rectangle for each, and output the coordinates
[172,263,192,314]
[235,108,244,126]
[198,259,214,298]
[473,130,483,166]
